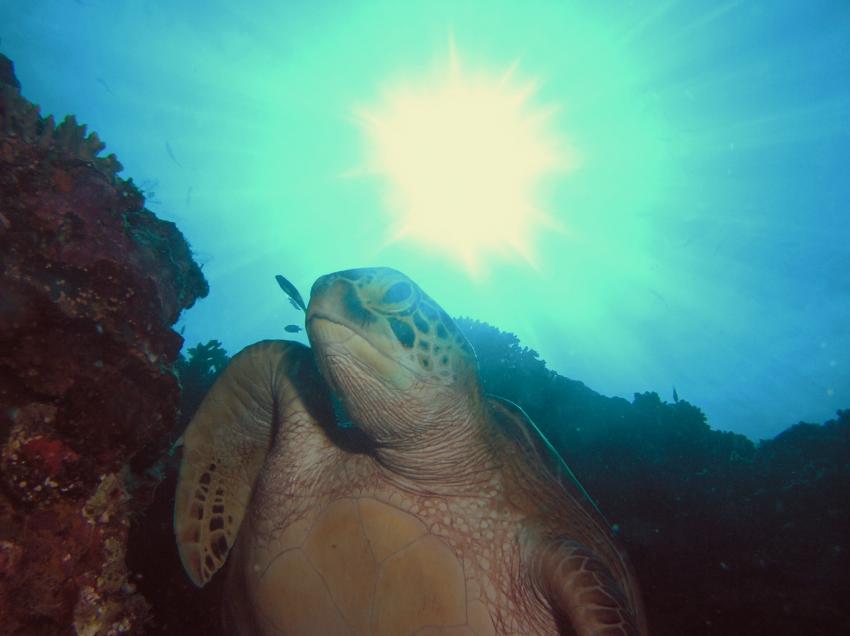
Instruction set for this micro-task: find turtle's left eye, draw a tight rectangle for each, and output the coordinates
[381,282,412,305]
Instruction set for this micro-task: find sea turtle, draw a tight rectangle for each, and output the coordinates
[175,267,647,635]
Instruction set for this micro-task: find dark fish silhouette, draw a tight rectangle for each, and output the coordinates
[284,324,303,333]
[673,387,679,403]
[165,141,182,167]
[96,77,114,95]
[275,274,307,312]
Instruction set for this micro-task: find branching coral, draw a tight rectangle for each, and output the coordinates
[0,77,122,181]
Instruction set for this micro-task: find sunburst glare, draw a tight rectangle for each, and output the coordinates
[356,40,575,274]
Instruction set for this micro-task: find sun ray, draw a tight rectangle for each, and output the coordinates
[354,40,576,274]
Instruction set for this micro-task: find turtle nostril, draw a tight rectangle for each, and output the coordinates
[381,282,412,305]
[309,274,332,300]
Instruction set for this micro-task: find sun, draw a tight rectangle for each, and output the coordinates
[356,40,573,274]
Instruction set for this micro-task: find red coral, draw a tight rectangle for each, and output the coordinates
[0,541,23,578]
[21,436,80,475]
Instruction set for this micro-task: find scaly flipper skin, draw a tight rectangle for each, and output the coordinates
[533,539,641,636]
[487,397,646,634]
[174,340,333,586]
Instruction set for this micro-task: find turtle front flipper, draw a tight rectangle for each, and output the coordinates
[532,538,644,636]
[174,339,333,587]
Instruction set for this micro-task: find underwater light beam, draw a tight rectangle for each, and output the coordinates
[356,40,574,274]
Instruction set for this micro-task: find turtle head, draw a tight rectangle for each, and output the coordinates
[306,267,482,445]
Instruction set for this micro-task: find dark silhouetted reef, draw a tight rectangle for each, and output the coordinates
[458,317,850,635]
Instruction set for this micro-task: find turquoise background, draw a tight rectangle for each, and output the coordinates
[2,1,848,438]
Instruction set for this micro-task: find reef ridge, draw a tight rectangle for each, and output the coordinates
[0,53,207,635]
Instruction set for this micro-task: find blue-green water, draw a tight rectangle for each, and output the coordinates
[2,0,848,439]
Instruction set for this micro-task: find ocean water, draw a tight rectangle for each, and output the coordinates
[1,1,848,634]
[2,0,847,440]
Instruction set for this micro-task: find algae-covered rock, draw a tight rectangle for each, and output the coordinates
[0,52,207,635]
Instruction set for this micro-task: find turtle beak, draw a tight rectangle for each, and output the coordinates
[305,273,333,323]
[305,273,339,334]
[307,274,414,392]
[310,318,413,390]
[306,273,375,333]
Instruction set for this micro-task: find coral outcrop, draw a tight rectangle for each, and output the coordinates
[0,53,207,634]
[125,341,230,634]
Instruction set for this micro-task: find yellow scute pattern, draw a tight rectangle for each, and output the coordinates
[252,497,476,635]
[358,497,428,562]
[372,535,467,636]
[304,498,378,634]
[256,549,349,634]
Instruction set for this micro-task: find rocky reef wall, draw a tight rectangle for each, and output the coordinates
[0,54,207,635]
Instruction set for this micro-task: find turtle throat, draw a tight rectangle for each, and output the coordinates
[336,367,495,490]
[371,393,497,491]
[310,317,496,489]
[309,317,416,392]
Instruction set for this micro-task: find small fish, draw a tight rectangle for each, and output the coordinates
[275,274,307,312]
[96,77,114,95]
[284,324,303,333]
[165,141,181,167]
[673,387,679,403]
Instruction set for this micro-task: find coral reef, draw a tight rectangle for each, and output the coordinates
[125,341,230,634]
[0,54,207,635]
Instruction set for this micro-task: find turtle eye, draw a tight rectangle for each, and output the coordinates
[381,282,412,305]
